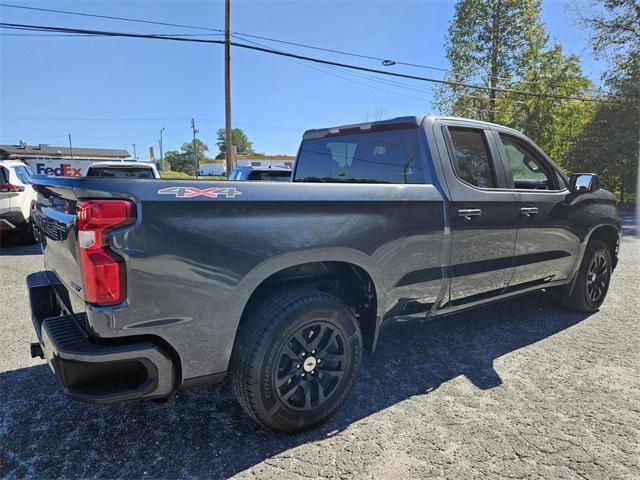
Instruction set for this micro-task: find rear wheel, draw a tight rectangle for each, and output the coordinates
[230,289,362,434]
[555,240,612,312]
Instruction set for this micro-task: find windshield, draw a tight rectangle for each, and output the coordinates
[87,167,154,178]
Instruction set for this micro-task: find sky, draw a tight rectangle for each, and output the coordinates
[0,0,605,159]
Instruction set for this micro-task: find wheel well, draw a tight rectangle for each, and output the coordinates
[241,261,378,351]
[589,225,619,269]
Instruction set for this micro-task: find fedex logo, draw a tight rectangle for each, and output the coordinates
[36,163,83,176]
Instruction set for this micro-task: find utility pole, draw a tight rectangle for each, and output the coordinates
[191,118,199,178]
[159,127,165,170]
[224,0,234,177]
[132,144,137,160]
[68,134,74,159]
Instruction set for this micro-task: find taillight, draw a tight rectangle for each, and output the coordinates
[76,200,136,306]
[0,182,24,192]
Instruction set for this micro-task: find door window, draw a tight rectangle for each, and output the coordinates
[499,135,554,190]
[447,127,496,188]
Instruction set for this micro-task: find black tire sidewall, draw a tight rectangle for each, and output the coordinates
[253,298,362,433]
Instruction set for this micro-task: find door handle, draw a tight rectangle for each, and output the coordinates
[458,208,482,220]
[520,206,539,217]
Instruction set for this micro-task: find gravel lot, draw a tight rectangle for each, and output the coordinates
[1,210,638,479]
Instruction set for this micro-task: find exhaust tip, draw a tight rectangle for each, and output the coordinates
[30,342,44,359]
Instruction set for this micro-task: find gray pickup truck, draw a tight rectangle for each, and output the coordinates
[27,116,620,433]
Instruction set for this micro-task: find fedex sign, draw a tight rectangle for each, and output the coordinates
[28,160,89,177]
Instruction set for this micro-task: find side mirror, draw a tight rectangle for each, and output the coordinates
[569,173,599,193]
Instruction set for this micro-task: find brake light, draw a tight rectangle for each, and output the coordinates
[0,182,24,192]
[76,200,136,306]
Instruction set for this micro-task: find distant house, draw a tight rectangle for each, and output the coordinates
[0,141,131,176]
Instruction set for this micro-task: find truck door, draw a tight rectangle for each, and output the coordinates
[434,122,519,305]
[493,132,579,288]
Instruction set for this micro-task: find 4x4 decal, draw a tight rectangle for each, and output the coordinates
[157,186,242,199]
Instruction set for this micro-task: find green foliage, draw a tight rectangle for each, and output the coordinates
[435,0,546,122]
[164,139,211,175]
[579,0,640,54]
[568,50,639,202]
[498,44,597,170]
[215,128,254,159]
[436,0,599,175]
[567,0,640,202]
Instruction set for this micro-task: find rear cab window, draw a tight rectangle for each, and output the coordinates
[87,167,154,179]
[294,128,426,184]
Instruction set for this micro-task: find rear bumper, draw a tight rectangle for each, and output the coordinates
[27,271,175,403]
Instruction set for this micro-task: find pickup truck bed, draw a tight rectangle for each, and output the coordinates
[27,115,620,433]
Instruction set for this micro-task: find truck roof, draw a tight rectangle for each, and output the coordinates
[302,115,523,140]
[88,161,156,168]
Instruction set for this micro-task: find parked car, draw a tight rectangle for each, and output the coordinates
[0,160,38,243]
[86,161,160,179]
[27,116,620,433]
[229,165,292,181]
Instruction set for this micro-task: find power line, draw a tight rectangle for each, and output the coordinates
[0,22,612,104]
[0,3,608,94]
[0,3,223,33]
[233,34,431,103]
[230,31,449,73]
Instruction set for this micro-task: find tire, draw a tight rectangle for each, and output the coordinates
[557,240,612,312]
[19,220,37,245]
[230,289,362,434]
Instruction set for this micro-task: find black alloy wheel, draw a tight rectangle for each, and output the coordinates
[274,320,348,411]
[586,252,608,303]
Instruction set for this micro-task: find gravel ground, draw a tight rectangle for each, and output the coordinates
[1,211,638,479]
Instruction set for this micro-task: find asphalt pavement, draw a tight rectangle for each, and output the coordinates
[1,213,638,479]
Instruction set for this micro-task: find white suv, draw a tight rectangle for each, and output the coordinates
[0,160,38,244]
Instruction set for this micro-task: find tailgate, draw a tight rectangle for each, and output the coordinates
[33,181,84,299]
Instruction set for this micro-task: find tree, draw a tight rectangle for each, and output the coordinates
[182,139,209,166]
[568,0,640,203]
[568,53,639,202]
[164,150,189,174]
[164,139,211,175]
[498,44,597,169]
[434,0,546,122]
[578,0,640,55]
[215,128,254,159]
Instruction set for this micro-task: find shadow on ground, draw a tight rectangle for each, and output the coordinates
[0,234,41,256]
[1,293,590,478]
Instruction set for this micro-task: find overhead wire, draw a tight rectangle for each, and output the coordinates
[0,22,612,104]
[0,2,608,94]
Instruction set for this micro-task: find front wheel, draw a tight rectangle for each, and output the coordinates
[556,240,612,312]
[230,289,362,434]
